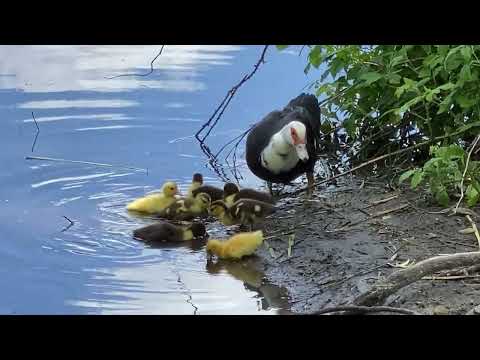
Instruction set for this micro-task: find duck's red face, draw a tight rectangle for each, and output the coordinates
[290,127,309,162]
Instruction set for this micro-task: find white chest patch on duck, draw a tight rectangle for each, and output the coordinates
[261,146,299,174]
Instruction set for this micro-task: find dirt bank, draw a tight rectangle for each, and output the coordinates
[248,175,480,315]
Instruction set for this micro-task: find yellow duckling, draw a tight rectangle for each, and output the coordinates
[206,230,264,260]
[210,200,240,226]
[162,192,211,221]
[126,181,179,214]
[223,182,275,208]
[187,173,203,199]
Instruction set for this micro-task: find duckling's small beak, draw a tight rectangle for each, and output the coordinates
[295,143,309,162]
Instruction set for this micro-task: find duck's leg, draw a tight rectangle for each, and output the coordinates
[306,171,315,198]
[267,181,274,196]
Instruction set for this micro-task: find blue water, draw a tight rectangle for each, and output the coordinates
[0,45,318,314]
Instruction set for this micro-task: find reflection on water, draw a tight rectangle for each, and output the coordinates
[0,45,317,314]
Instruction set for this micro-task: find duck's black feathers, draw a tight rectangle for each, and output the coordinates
[246,93,321,184]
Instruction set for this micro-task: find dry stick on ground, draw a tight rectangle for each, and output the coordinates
[25,156,147,173]
[331,203,410,232]
[288,124,480,197]
[105,45,165,79]
[466,215,480,249]
[313,305,422,315]
[355,251,480,306]
[454,134,480,213]
[31,112,40,152]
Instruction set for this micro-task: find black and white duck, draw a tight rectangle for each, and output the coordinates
[245,93,321,196]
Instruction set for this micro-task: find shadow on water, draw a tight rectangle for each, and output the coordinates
[0,45,318,314]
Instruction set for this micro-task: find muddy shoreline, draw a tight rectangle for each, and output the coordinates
[247,175,480,315]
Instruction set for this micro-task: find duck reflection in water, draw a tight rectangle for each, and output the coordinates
[206,258,291,313]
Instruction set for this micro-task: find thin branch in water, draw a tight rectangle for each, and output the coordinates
[195,45,269,143]
[31,112,40,152]
[25,155,148,173]
[105,45,165,79]
[61,216,75,232]
[195,46,269,179]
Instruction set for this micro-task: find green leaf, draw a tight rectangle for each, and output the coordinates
[435,188,450,207]
[461,46,472,62]
[359,72,383,85]
[455,94,477,109]
[387,73,402,84]
[398,169,417,184]
[437,82,456,91]
[411,171,424,188]
[459,64,473,83]
[330,58,345,78]
[308,46,322,68]
[343,118,356,138]
[466,184,480,207]
[276,45,289,51]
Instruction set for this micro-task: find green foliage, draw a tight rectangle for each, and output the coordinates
[281,45,480,207]
[398,145,480,207]
[298,45,480,144]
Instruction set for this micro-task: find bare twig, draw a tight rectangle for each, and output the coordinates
[355,251,480,306]
[194,46,269,180]
[31,112,40,152]
[454,134,480,213]
[466,215,480,249]
[365,195,399,208]
[105,46,165,79]
[196,45,269,143]
[313,305,421,315]
[61,216,74,232]
[25,155,147,173]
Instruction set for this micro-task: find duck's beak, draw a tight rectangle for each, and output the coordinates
[295,143,309,162]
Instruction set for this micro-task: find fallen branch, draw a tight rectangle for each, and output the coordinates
[365,194,399,208]
[25,155,147,173]
[355,251,480,306]
[105,46,165,79]
[313,305,421,315]
[422,274,480,281]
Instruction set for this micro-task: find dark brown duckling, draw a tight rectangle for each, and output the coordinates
[187,173,204,198]
[229,198,276,230]
[223,182,275,207]
[133,221,206,243]
[191,184,224,202]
